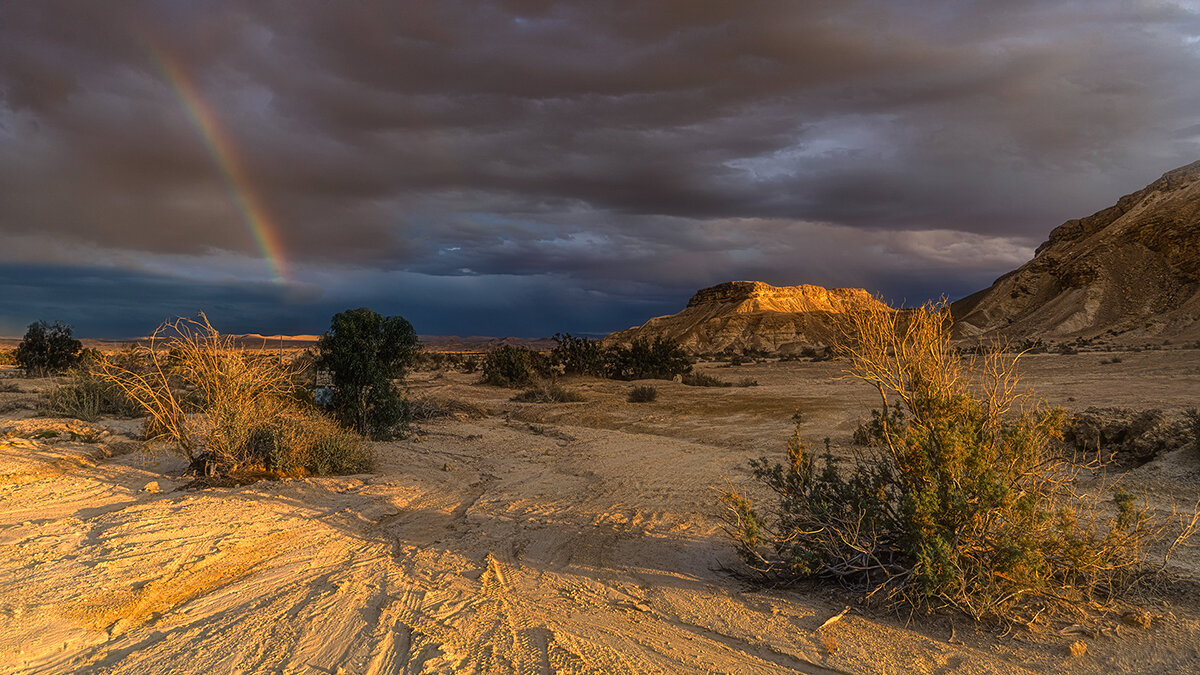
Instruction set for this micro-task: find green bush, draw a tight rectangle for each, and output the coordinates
[551,333,609,377]
[481,345,550,388]
[606,337,691,381]
[15,320,82,377]
[627,385,658,403]
[722,304,1173,624]
[318,308,419,440]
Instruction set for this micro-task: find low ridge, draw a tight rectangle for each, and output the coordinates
[605,281,890,354]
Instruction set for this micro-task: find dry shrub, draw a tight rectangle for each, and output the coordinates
[43,360,141,422]
[408,395,490,421]
[628,385,658,403]
[681,372,731,387]
[722,302,1190,625]
[99,314,369,476]
[511,382,585,403]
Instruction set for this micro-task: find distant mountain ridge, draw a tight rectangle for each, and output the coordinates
[605,281,890,354]
[953,160,1200,341]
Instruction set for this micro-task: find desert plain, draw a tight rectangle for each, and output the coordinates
[1,347,1199,674]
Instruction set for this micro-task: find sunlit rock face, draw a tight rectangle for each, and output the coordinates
[605,281,891,355]
[953,161,1200,342]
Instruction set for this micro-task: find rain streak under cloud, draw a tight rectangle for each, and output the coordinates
[2,1,1199,337]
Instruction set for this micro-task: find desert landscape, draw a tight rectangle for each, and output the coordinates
[1,163,1199,674]
[2,345,1200,674]
[6,4,1200,674]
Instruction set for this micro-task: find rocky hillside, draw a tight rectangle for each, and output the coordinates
[605,281,890,354]
[953,161,1200,342]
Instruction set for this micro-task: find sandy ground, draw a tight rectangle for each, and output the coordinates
[1,352,1199,674]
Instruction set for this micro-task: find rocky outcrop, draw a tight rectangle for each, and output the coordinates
[605,281,890,354]
[953,161,1200,341]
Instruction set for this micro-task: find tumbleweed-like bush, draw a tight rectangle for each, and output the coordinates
[722,303,1190,624]
[99,314,369,476]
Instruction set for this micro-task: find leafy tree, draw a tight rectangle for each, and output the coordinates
[15,320,82,376]
[318,308,419,440]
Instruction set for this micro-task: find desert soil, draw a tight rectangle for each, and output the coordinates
[2,351,1200,674]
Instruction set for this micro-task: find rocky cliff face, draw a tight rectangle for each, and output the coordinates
[952,161,1200,341]
[605,281,890,354]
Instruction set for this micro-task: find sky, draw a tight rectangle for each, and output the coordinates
[2,1,1199,338]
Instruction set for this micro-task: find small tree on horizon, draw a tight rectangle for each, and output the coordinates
[15,320,82,377]
[318,308,419,440]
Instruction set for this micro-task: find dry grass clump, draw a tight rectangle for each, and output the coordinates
[681,372,730,387]
[99,314,369,476]
[43,355,141,422]
[722,302,1192,625]
[407,395,490,421]
[627,385,658,403]
[511,382,585,403]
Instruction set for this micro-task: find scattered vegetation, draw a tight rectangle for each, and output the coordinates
[627,385,658,403]
[0,348,15,366]
[721,303,1187,625]
[318,308,419,440]
[99,314,370,477]
[15,320,82,377]
[412,350,482,373]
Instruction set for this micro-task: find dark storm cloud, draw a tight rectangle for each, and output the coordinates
[2,1,1199,335]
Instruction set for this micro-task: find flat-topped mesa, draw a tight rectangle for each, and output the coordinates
[686,281,884,314]
[607,281,892,355]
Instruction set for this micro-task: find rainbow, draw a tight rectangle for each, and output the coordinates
[141,42,290,283]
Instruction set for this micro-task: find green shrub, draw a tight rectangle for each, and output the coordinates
[606,337,691,381]
[15,320,82,377]
[481,345,550,388]
[851,402,906,446]
[551,333,609,377]
[627,385,658,403]
[318,308,419,440]
[511,382,585,403]
[722,303,1175,624]
[682,372,730,387]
